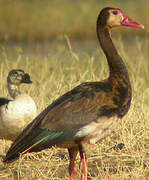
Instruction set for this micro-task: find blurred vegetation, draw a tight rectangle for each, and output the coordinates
[0,0,148,42]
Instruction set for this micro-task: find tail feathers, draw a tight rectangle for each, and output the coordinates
[3,128,63,163]
[3,127,77,163]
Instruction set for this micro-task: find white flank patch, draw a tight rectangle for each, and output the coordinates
[75,116,119,144]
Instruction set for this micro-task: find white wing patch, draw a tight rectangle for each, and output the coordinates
[75,116,119,144]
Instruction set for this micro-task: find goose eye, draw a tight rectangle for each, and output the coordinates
[113,11,118,15]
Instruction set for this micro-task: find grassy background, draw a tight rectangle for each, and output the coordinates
[0,0,149,179]
[0,0,148,41]
[0,36,149,179]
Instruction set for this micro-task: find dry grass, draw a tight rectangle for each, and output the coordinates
[0,36,149,179]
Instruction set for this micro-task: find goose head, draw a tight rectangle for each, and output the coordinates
[98,7,144,29]
[7,69,32,85]
[7,69,33,99]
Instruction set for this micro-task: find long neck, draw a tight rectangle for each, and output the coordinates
[7,83,21,99]
[97,25,129,80]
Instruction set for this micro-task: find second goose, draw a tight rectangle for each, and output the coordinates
[0,69,37,141]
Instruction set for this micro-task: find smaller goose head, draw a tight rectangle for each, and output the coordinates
[7,69,33,99]
[7,69,32,85]
[98,7,144,29]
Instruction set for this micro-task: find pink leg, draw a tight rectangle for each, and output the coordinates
[69,158,77,180]
[68,148,78,180]
[79,145,88,180]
